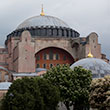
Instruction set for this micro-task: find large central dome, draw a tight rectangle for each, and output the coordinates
[7,13,80,39]
[17,15,70,29]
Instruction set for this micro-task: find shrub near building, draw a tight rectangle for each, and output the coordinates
[44,65,92,110]
[90,75,110,110]
[1,77,60,110]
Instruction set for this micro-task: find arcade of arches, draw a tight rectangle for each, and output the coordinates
[35,47,74,69]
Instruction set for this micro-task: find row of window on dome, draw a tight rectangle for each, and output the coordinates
[29,27,79,38]
[36,53,67,61]
[7,27,79,38]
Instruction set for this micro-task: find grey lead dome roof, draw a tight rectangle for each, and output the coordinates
[17,15,70,29]
[0,82,12,90]
[70,58,110,78]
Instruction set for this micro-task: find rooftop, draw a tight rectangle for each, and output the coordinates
[0,82,12,90]
[17,15,70,29]
[70,58,110,78]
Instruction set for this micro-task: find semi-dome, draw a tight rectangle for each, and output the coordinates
[17,15,70,29]
[70,58,110,78]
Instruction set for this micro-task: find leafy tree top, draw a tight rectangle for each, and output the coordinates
[1,77,60,110]
[44,65,92,110]
[90,75,110,110]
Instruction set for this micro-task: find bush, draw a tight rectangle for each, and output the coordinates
[1,77,60,110]
[90,75,110,110]
[44,65,92,110]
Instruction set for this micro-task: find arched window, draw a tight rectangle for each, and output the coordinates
[50,64,53,68]
[53,29,57,36]
[63,55,66,60]
[36,64,40,68]
[43,64,46,68]
[66,30,69,37]
[49,51,53,60]
[36,55,40,60]
[43,53,47,60]
[72,42,79,49]
[62,29,64,36]
[57,29,59,36]
[37,28,41,36]
[56,53,59,60]
[47,28,52,36]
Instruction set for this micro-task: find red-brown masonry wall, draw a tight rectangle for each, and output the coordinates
[35,47,74,69]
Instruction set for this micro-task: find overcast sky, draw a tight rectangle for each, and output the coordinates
[0,0,110,59]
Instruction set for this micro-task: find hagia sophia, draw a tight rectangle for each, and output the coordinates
[0,7,110,98]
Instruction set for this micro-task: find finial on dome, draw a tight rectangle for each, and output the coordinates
[87,48,93,58]
[40,4,45,16]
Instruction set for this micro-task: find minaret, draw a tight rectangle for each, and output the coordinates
[87,48,93,58]
[40,4,45,16]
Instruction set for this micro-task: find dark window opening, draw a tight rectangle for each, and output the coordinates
[62,29,64,36]
[66,30,69,37]
[71,30,73,37]
[56,64,59,66]
[38,29,41,36]
[36,55,40,60]
[43,64,46,68]
[51,29,53,36]
[63,55,66,60]
[56,53,59,60]
[57,29,59,36]
[50,64,53,68]
[48,29,52,36]
[43,53,47,60]
[37,64,40,68]
[49,51,53,60]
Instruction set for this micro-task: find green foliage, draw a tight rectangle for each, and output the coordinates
[73,66,92,110]
[90,75,110,110]
[1,77,60,110]
[34,77,60,110]
[44,65,92,110]
[0,99,2,110]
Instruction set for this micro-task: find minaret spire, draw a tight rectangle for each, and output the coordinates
[87,47,93,58]
[40,4,45,16]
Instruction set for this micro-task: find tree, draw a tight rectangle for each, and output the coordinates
[90,75,110,110]
[0,99,2,110]
[1,77,60,110]
[73,66,92,110]
[44,65,92,110]
[34,77,60,110]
